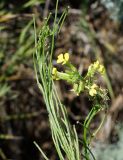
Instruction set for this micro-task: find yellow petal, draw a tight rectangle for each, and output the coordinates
[64,53,69,61]
[98,65,105,74]
[57,54,64,63]
[91,84,98,89]
[52,67,57,75]
[89,88,97,96]
[94,60,100,69]
[95,60,100,66]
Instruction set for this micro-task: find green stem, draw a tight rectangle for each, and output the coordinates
[83,107,97,159]
[89,112,106,143]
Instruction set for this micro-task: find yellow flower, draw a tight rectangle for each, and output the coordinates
[89,84,98,96]
[52,67,57,75]
[93,61,100,70]
[91,84,98,89]
[98,65,105,74]
[52,67,59,80]
[57,53,69,65]
[89,89,97,96]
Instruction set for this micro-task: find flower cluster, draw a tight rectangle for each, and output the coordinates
[52,53,71,80]
[87,60,105,77]
[52,53,107,99]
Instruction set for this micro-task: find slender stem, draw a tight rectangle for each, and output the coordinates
[83,107,97,159]
[89,112,106,143]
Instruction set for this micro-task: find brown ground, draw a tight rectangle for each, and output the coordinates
[1,1,123,159]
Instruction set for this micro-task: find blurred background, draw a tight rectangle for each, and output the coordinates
[1,0,123,159]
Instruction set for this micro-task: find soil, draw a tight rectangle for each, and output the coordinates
[1,0,123,160]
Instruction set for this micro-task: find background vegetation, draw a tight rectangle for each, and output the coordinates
[1,0,123,159]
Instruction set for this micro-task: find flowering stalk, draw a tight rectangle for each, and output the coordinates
[53,53,109,159]
[34,1,108,158]
[52,53,107,98]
